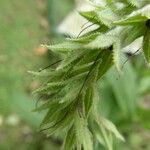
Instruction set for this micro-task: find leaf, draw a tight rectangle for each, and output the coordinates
[94,113,123,150]
[57,49,88,70]
[33,81,67,94]
[40,103,65,125]
[63,126,76,150]
[114,14,148,25]
[127,0,140,7]
[67,32,100,43]
[84,87,94,117]
[75,113,93,150]
[70,62,95,77]
[97,49,113,79]
[28,69,65,79]
[80,7,119,28]
[96,8,119,27]
[114,4,150,25]
[102,118,125,141]
[86,57,102,84]
[41,106,75,136]
[82,58,101,116]
[44,42,82,54]
[77,50,101,65]
[46,111,74,136]
[86,34,115,49]
[120,24,146,47]
[33,98,60,112]
[93,125,105,146]
[112,41,122,73]
[79,10,100,25]
[143,27,150,64]
[95,118,113,150]
[59,86,80,103]
[33,86,58,94]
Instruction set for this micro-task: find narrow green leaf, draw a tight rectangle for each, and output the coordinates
[113,41,122,73]
[57,49,88,70]
[114,5,150,25]
[86,34,115,49]
[96,8,119,27]
[102,118,125,141]
[79,10,100,25]
[46,111,74,136]
[93,125,105,146]
[114,14,147,25]
[63,126,76,150]
[44,42,82,54]
[33,98,60,112]
[97,49,113,79]
[84,86,93,117]
[95,118,113,150]
[59,86,80,103]
[75,113,93,150]
[67,32,100,43]
[120,24,146,47]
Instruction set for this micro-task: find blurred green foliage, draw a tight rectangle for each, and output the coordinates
[0,0,47,116]
[98,61,150,150]
[0,0,74,149]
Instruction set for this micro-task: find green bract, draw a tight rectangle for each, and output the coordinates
[31,1,150,150]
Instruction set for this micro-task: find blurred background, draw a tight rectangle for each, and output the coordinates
[0,0,150,150]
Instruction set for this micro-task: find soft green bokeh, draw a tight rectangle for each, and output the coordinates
[0,0,47,116]
[0,0,74,149]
